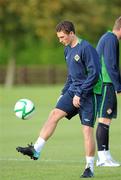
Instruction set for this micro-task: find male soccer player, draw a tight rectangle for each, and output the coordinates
[16,21,101,178]
[96,16,121,167]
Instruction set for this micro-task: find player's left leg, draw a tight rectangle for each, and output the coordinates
[80,125,95,178]
[80,93,96,178]
[96,118,120,167]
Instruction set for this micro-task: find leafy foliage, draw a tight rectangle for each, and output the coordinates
[0,0,120,65]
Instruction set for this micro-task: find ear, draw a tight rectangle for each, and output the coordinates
[69,31,74,35]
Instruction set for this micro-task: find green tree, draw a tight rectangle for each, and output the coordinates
[0,0,120,86]
[0,0,32,87]
[0,0,63,86]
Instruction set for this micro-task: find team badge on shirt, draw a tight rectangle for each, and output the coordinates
[107,108,112,115]
[74,54,80,61]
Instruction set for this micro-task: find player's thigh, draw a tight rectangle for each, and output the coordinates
[79,94,97,127]
[48,108,67,121]
[56,90,78,120]
[97,84,117,119]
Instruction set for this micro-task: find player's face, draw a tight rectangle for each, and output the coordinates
[57,31,73,46]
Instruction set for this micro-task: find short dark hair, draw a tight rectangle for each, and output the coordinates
[56,21,75,34]
[113,16,121,30]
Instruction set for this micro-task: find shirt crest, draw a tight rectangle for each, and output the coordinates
[74,54,80,61]
[107,108,112,115]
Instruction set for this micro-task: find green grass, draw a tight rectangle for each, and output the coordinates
[0,85,121,180]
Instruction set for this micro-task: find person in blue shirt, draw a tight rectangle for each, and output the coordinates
[16,21,101,178]
[96,16,121,167]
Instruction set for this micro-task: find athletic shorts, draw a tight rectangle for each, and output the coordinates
[56,90,97,127]
[96,83,117,119]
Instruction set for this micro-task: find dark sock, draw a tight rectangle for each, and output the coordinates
[96,122,109,151]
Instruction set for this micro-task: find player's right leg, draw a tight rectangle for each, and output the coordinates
[16,90,76,160]
[16,108,67,160]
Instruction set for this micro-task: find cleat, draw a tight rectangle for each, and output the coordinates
[80,167,94,178]
[16,143,40,160]
[96,158,120,167]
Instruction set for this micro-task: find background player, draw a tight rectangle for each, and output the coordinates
[96,16,121,167]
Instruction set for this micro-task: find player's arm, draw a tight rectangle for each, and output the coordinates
[103,38,121,92]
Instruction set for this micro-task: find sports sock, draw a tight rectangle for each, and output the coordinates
[97,150,107,162]
[34,137,46,153]
[96,122,109,151]
[105,150,112,160]
[85,156,94,173]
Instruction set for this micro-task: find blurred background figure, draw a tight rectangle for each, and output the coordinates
[96,16,121,167]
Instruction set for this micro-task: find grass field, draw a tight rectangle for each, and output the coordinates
[0,85,121,180]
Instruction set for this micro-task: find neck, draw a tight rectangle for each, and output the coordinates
[70,35,79,48]
[112,30,120,40]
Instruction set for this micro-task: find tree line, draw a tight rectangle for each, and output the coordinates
[0,0,120,87]
[0,0,121,65]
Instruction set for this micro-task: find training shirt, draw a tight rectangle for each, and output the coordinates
[61,38,101,97]
[96,31,121,92]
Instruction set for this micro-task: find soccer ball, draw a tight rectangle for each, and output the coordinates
[14,99,35,120]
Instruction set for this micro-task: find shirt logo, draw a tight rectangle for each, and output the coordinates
[74,54,80,61]
[107,108,112,115]
[66,56,69,60]
[84,118,90,122]
[102,145,106,148]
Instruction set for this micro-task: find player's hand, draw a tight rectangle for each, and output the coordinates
[57,95,63,102]
[73,95,80,108]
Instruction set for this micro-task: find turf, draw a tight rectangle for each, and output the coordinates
[0,85,121,180]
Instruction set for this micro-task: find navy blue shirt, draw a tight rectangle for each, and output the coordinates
[96,31,121,92]
[61,39,101,97]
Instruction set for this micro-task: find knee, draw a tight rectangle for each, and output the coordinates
[83,126,94,139]
[49,109,59,118]
[48,108,65,122]
[98,118,111,125]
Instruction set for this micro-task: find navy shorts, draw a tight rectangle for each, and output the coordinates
[96,83,117,119]
[56,90,97,127]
